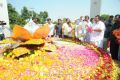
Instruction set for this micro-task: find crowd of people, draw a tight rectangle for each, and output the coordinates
[46,15,105,48]
[46,15,120,61]
[0,14,120,61]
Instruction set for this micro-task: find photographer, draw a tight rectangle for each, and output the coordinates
[0,21,5,40]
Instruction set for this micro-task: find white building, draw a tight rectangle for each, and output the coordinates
[0,0,11,37]
[90,0,101,18]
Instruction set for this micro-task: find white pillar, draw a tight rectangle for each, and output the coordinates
[90,0,101,18]
[0,0,11,37]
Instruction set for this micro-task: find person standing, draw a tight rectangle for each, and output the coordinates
[76,16,83,25]
[90,18,95,26]
[62,18,73,38]
[117,40,120,61]
[47,18,55,37]
[83,16,92,42]
[90,15,106,48]
[55,19,63,38]
[79,16,83,23]
[0,21,5,40]
[103,15,114,51]
[110,15,120,60]
[113,28,120,61]
[75,17,85,41]
[118,15,120,60]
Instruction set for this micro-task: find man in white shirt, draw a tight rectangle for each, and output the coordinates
[47,18,55,37]
[77,16,83,24]
[62,18,72,38]
[83,16,92,42]
[90,15,106,48]
[75,16,92,42]
[75,19,84,41]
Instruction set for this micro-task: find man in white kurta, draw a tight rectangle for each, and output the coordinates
[83,16,92,42]
[62,18,72,37]
[47,18,55,37]
[62,23,72,37]
[90,15,106,48]
[75,21,84,41]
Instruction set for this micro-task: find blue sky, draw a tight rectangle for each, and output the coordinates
[7,0,120,20]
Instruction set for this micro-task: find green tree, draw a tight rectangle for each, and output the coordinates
[8,3,19,24]
[8,3,24,29]
[17,17,26,26]
[101,14,110,21]
[63,18,67,23]
[21,7,30,20]
[38,11,48,24]
[43,11,48,19]
[8,3,49,27]
[32,11,39,18]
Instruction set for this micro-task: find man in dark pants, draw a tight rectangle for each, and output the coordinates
[104,15,114,51]
[110,15,120,60]
[0,34,5,40]
[0,21,5,40]
[55,19,63,38]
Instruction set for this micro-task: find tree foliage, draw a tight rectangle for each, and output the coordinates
[38,11,48,24]
[21,7,31,20]
[8,4,19,24]
[7,3,49,29]
[101,14,110,21]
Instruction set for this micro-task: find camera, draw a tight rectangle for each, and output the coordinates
[0,21,6,25]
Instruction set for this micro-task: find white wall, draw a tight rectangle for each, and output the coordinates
[90,0,101,18]
[0,0,11,37]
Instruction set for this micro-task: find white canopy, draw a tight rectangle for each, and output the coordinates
[24,19,39,34]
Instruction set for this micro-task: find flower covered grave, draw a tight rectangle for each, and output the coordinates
[0,38,119,80]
